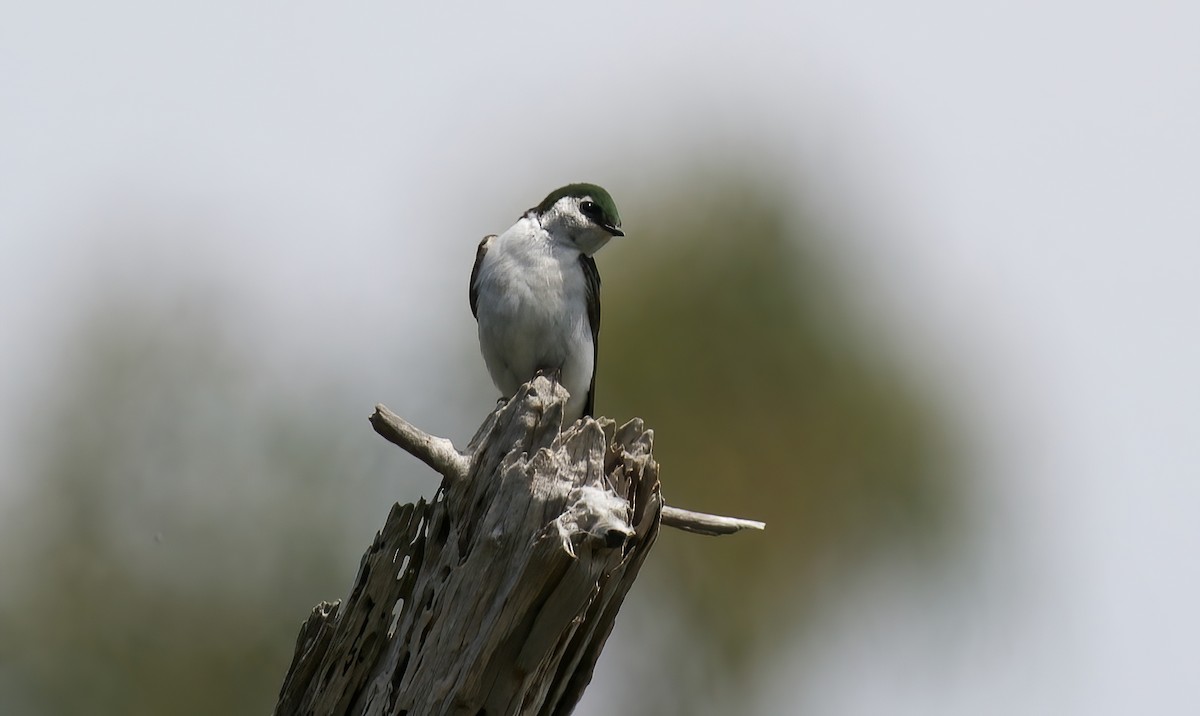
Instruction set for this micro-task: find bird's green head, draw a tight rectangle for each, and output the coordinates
[534,183,623,242]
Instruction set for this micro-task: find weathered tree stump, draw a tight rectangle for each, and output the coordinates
[275,377,762,716]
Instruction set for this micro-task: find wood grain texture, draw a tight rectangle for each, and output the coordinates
[276,377,664,716]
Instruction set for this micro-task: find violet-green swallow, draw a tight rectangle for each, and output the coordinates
[469,183,623,423]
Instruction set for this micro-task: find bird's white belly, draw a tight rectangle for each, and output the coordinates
[475,238,593,417]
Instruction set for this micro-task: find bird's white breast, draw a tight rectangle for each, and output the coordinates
[473,219,594,417]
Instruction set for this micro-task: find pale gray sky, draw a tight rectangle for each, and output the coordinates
[3,1,1198,713]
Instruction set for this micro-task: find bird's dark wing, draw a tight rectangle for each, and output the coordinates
[469,235,496,320]
[580,254,601,417]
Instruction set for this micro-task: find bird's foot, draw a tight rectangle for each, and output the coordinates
[534,367,564,394]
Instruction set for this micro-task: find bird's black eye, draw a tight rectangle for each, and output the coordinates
[580,200,603,221]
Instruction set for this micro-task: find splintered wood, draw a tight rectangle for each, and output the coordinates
[275,377,762,716]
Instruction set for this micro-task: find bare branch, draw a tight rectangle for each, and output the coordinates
[369,403,469,482]
[661,505,767,536]
[369,397,765,537]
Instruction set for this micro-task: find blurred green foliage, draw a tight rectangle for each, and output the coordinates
[0,293,356,715]
[600,175,959,682]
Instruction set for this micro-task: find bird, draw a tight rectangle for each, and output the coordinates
[469,183,624,423]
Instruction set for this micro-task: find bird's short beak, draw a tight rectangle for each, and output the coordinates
[605,225,625,237]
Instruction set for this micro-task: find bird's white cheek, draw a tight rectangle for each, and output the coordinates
[575,232,612,257]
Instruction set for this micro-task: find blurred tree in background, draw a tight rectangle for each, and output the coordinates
[598,172,959,714]
[0,169,960,716]
[0,290,360,714]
